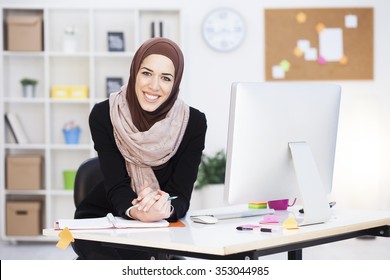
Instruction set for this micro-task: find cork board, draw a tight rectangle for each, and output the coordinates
[265,8,373,81]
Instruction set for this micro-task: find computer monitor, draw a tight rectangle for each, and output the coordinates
[224,82,341,225]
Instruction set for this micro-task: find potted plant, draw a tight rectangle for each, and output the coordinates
[20,78,38,98]
[191,150,227,210]
[195,150,226,190]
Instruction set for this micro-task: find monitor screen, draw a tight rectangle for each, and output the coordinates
[224,82,341,224]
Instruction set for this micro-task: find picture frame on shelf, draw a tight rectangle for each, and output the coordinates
[106,77,123,97]
[107,32,125,52]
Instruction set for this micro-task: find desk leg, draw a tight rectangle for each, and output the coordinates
[288,249,302,260]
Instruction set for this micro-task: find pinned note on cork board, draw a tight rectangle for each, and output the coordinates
[265,8,373,81]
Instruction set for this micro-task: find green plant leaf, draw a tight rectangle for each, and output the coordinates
[20,78,38,86]
[195,150,226,189]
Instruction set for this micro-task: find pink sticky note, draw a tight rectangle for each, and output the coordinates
[259,214,279,224]
[317,56,327,65]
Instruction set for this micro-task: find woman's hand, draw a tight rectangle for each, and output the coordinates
[130,182,172,222]
[131,181,161,212]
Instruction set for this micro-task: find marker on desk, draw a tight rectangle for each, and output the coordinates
[236,224,260,231]
[236,226,254,231]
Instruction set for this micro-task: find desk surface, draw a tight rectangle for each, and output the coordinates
[43,205,390,258]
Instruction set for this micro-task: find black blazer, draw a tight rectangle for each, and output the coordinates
[75,99,207,222]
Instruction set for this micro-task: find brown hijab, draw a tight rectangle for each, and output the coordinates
[126,37,184,132]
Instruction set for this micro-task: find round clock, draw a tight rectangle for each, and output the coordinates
[202,8,246,52]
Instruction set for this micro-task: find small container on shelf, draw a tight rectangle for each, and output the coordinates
[51,86,70,98]
[63,121,81,144]
[69,86,88,99]
[63,26,78,53]
[20,78,38,98]
[63,170,77,190]
[51,86,88,99]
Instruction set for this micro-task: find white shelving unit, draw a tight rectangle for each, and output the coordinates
[0,4,181,242]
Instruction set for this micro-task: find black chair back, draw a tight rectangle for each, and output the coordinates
[73,157,104,207]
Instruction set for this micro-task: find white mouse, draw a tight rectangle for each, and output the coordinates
[190,215,218,224]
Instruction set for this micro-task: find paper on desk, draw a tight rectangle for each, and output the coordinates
[55,213,169,230]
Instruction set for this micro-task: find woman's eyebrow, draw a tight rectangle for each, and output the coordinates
[141,66,174,78]
[141,66,153,72]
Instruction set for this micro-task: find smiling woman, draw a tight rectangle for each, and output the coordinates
[135,54,175,112]
[73,37,207,260]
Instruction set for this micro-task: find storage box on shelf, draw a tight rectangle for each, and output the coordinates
[51,86,88,99]
[6,155,43,190]
[6,14,43,51]
[6,201,42,236]
[1,5,181,241]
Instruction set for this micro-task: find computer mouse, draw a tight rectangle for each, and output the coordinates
[190,215,218,224]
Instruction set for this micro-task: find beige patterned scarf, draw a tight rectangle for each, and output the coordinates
[109,86,189,194]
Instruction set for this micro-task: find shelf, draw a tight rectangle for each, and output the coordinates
[5,190,47,196]
[1,5,181,241]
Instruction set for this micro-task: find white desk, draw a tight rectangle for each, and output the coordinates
[43,206,390,260]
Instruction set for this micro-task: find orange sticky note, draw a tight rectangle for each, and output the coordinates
[316,23,326,33]
[56,227,74,249]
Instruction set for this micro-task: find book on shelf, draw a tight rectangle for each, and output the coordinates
[4,113,29,144]
[54,213,169,230]
[150,20,164,38]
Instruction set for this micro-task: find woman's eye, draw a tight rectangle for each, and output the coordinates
[142,71,152,76]
[162,76,172,82]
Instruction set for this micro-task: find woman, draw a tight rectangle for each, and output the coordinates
[72,38,207,259]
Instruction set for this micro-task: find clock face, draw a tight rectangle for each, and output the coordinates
[202,8,246,52]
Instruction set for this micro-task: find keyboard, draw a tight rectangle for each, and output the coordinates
[190,206,274,220]
[211,208,274,220]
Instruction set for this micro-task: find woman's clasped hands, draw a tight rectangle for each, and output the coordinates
[129,181,172,222]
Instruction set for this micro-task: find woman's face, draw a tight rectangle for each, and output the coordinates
[135,54,175,112]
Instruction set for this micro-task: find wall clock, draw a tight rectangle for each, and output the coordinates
[202,8,246,52]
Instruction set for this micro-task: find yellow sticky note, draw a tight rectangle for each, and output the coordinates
[56,227,74,249]
[296,12,307,23]
[283,215,299,230]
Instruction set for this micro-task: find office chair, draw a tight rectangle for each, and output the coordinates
[73,157,103,208]
[73,157,184,260]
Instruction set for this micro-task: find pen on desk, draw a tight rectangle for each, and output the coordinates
[236,224,261,231]
[236,226,254,231]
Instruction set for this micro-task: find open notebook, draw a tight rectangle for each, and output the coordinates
[55,213,169,230]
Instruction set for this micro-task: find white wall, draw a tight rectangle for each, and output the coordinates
[184,0,390,211]
[4,0,390,210]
